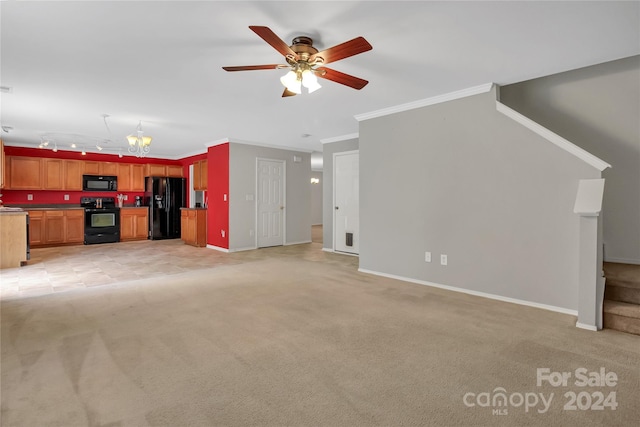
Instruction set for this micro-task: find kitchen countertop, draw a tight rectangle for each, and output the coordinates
[180,207,207,210]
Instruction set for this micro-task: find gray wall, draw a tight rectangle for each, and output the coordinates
[311,171,323,225]
[359,87,600,311]
[322,138,359,250]
[501,55,640,264]
[229,143,311,251]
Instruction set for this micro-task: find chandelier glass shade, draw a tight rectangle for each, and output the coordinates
[280,65,321,94]
[126,121,152,157]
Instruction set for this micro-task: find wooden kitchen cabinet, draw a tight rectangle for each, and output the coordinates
[27,209,85,247]
[120,207,149,241]
[84,161,117,176]
[65,209,85,243]
[64,160,83,190]
[193,160,208,190]
[146,164,166,177]
[0,211,29,268]
[146,163,183,178]
[43,158,64,190]
[45,210,65,244]
[7,156,81,191]
[180,208,207,247]
[27,210,45,246]
[6,156,42,189]
[117,163,145,191]
[167,164,183,177]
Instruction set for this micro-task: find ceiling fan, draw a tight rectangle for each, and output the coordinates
[222,26,372,97]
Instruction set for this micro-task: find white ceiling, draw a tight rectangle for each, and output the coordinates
[1,1,638,159]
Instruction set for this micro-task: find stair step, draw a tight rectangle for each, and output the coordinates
[604,280,640,305]
[603,300,640,336]
[604,262,640,282]
[604,262,640,305]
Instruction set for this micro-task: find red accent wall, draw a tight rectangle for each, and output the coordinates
[2,146,179,205]
[207,143,229,249]
[4,146,181,164]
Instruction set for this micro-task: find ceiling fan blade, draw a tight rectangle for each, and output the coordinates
[282,88,297,97]
[310,36,372,65]
[316,67,369,90]
[222,64,284,72]
[249,26,299,61]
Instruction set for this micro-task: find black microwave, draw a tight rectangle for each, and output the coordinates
[82,175,117,192]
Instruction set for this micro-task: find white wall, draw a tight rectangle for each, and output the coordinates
[501,55,640,264]
[358,87,601,311]
[229,143,311,251]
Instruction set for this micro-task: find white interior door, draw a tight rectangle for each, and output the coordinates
[334,151,359,254]
[257,159,285,248]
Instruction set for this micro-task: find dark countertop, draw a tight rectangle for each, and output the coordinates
[180,207,207,210]
[9,205,85,210]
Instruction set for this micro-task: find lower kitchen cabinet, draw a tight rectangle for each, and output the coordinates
[27,209,85,247]
[120,207,149,241]
[181,208,207,247]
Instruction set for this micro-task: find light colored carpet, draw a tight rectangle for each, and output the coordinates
[1,244,639,426]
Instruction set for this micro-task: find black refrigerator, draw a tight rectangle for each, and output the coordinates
[145,176,186,240]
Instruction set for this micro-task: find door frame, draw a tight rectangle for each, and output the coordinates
[255,157,286,248]
[333,149,359,254]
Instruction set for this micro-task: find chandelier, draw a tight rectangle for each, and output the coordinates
[279,62,322,95]
[126,121,152,157]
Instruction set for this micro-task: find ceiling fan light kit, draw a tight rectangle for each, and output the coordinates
[223,26,372,97]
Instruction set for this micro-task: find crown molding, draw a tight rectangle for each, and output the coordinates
[354,83,494,122]
[496,101,611,172]
[321,133,359,144]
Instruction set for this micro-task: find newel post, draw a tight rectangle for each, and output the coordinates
[573,179,605,331]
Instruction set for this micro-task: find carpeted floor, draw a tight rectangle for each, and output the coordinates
[1,239,639,426]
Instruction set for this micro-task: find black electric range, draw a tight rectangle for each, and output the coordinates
[81,197,120,244]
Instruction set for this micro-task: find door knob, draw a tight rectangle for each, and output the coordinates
[335,206,339,210]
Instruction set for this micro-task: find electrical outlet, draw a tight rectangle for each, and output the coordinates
[64,194,69,201]
[124,195,128,201]
[27,194,33,201]
[221,230,225,238]
[440,254,448,266]
[249,229,254,237]
[425,251,431,262]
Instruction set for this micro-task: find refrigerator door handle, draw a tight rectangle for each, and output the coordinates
[165,179,171,212]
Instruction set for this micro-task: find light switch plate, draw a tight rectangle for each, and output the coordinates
[440,254,448,266]
[64,194,70,201]
[27,194,33,201]
[425,251,431,262]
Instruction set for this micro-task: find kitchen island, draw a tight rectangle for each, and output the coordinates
[0,208,29,268]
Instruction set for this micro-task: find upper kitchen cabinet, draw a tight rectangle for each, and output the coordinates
[43,158,64,190]
[193,160,208,190]
[117,163,145,192]
[84,161,118,176]
[145,164,183,178]
[6,156,42,189]
[63,160,83,190]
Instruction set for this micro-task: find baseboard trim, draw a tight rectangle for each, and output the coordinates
[576,322,598,331]
[322,248,334,253]
[358,268,578,317]
[604,257,640,265]
[285,240,312,246]
[206,244,229,253]
[229,246,257,253]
